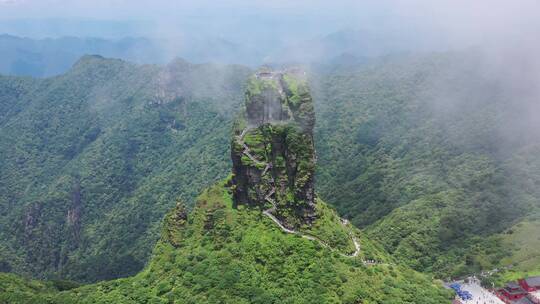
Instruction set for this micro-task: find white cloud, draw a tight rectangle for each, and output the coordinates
[0,0,24,4]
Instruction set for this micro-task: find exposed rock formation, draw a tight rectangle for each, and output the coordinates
[66,182,82,242]
[162,200,188,247]
[231,68,317,228]
[23,202,43,240]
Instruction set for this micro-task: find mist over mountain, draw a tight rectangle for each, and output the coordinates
[0,27,442,77]
[0,34,263,77]
[1,1,540,303]
[266,28,444,65]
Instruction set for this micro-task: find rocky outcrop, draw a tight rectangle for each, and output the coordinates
[162,200,188,247]
[231,68,317,228]
[23,202,43,240]
[66,182,82,241]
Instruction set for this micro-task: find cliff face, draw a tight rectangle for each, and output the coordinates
[231,69,316,228]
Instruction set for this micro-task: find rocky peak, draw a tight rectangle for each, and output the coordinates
[244,68,314,131]
[231,68,317,228]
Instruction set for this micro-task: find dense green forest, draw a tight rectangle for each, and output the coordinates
[313,53,540,278]
[0,55,250,282]
[0,181,452,303]
[0,51,539,286]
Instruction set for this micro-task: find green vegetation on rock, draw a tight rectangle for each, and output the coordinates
[232,69,317,228]
[1,182,452,303]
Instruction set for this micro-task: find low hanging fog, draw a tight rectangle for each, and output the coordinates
[1,0,538,136]
[1,0,539,145]
[0,1,534,66]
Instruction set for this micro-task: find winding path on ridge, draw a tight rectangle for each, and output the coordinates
[236,128,365,260]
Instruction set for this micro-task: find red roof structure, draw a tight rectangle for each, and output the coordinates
[519,277,540,292]
[499,282,528,301]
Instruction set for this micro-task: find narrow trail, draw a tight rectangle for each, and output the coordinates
[236,128,368,261]
[241,143,265,166]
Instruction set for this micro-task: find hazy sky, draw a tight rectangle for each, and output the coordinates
[1,0,537,44]
[0,0,538,68]
[0,0,390,40]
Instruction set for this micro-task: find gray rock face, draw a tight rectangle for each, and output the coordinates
[245,73,289,126]
[246,87,288,125]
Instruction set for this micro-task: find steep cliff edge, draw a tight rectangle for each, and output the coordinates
[231,68,317,228]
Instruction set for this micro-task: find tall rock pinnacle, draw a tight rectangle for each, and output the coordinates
[231,68,316,228]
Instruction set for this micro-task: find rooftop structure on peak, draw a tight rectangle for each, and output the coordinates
[255,71,275,79]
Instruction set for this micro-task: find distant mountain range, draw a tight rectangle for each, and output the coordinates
[0,34,160,77]
[0,34,262,77]
[0,29,442,77]
[266,29,440,64]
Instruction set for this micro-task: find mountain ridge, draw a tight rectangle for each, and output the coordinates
[1,51,539,286]
[0,68,452,302]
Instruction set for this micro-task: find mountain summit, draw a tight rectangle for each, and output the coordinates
[232,68,317,228]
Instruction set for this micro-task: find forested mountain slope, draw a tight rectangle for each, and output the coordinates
[0,69,452,304]
[1,51,539,284]
[0,55,250,282]
[314,52,540,277]
[1,182,452,304]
